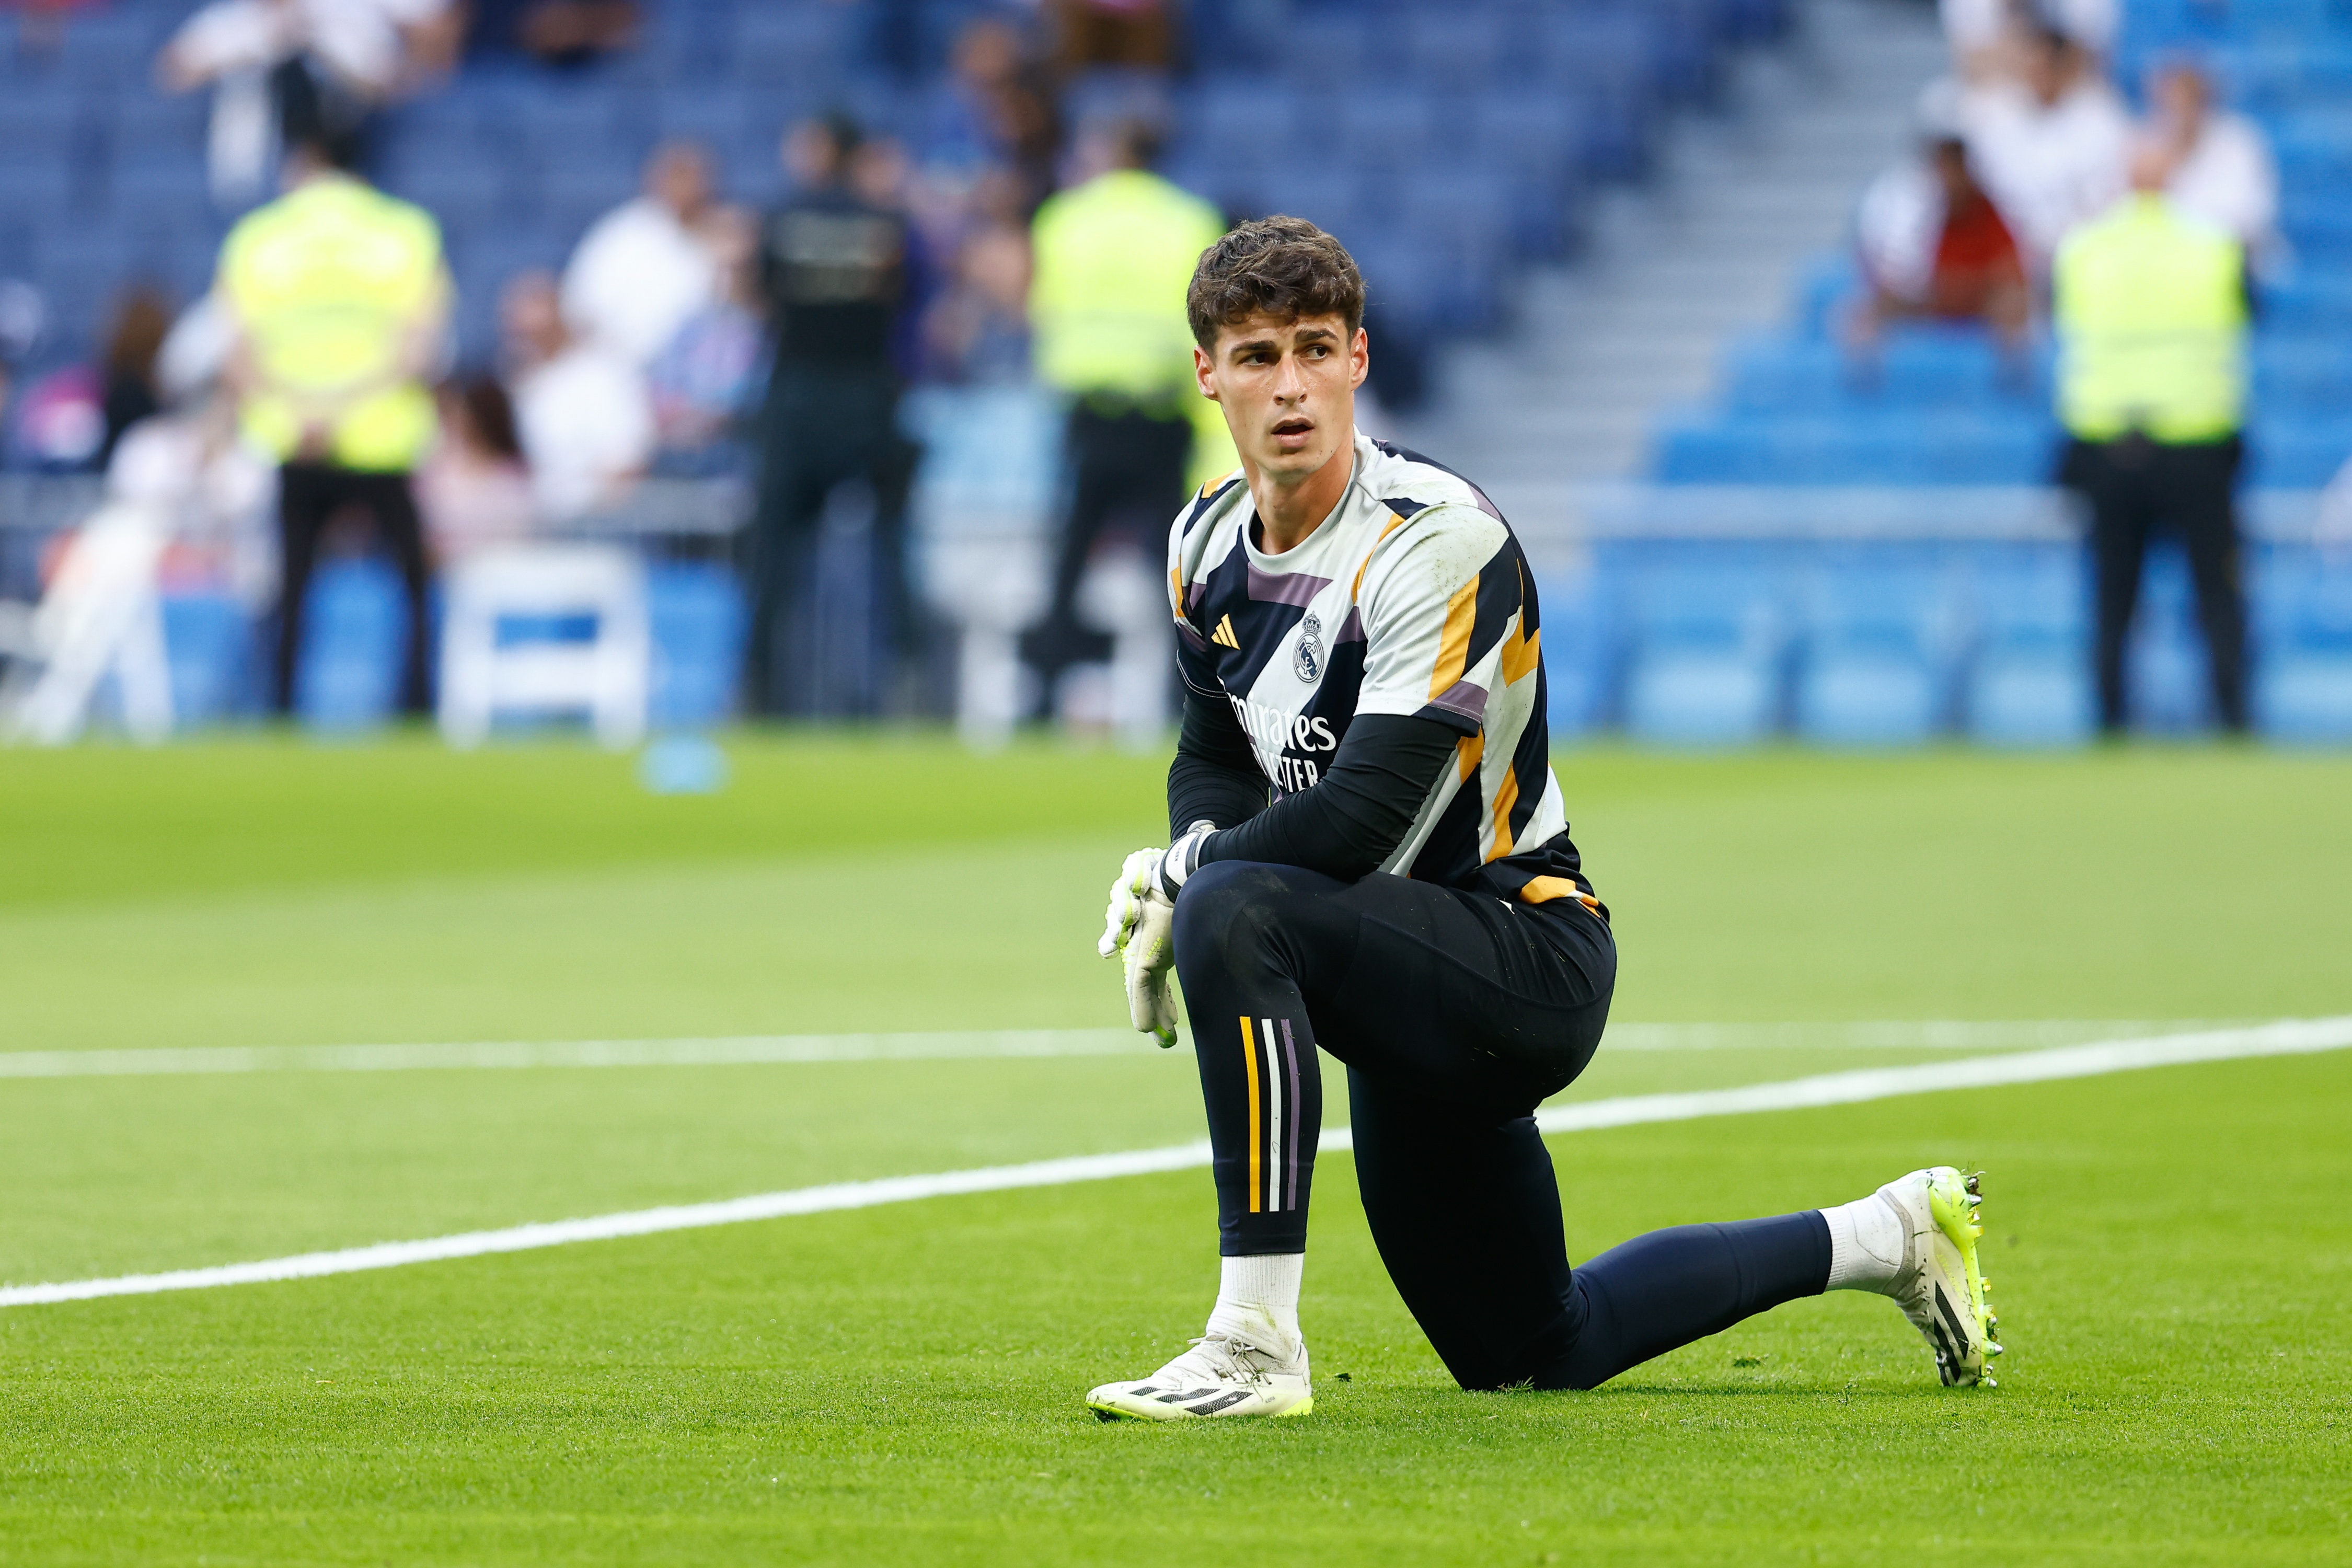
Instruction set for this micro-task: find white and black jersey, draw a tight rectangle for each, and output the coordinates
[1168,430,1601,916]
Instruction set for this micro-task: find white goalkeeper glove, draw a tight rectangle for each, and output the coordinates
[1097,824,1216,1048]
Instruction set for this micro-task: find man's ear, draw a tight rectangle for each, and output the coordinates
[1348,327,1369,391]
[1194,344,1221,402]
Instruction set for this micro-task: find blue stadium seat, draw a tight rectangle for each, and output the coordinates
[112,93,208,160]
[381,156,506,226]
[2254,551,2352,742]
[2264,273,2352,334]
[1793,557,1952,745]
[1791,252,1860,338]
[1282,11,1375,79]
[1402,8,1515,93]
[163,592,255,728]
[1722,336,1846,414]
[647,562,745,729]
[1537,13,1656,175]
[109,159,217,231]
[55,13,158,86]
[1621,562,1783,745]
[1335,86,1435,175]
[0,96,80,162]
[2253,339,2352,411]
[0,162,76,217]
[1343,231,1447,334]
[1964,548,2093,746]
[732,4,859,90]
[296,559,411,733]
[1533,562,1610,739]
[2247,418,2350,487]
[1255,164,1369,234]
[1394,173,1511,330]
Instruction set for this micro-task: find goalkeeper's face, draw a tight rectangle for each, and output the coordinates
[1194,313,1369,488]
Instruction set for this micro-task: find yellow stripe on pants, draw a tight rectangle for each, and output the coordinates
[1240,1016,1261,1214]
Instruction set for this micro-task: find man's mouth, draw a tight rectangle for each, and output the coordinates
[1272,417,1313,440]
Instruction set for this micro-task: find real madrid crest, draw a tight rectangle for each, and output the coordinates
[1293,612,1324,683]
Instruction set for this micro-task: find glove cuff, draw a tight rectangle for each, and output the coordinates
[1159,820,1217,899]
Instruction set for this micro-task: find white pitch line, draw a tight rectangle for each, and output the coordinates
[0,1031,1145,1078]
[0,1019,2248,1079]
[6,1016,2346,1311]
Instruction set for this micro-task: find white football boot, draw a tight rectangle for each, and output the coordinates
[1876,1166,2004,1387]
[1085,1329,1313,1421]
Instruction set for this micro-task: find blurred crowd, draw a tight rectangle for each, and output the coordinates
[0,0,2315,741]
[0,1,1231,723]
[1851,0,2274,350]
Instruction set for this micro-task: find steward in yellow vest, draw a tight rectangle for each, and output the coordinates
[1022,121,1230,714]
[2052,150,2250,734]
[219,135,451,717]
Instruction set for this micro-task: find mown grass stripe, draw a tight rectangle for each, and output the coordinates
[5,1017,2345,1310]
[0,1020,2257,1077]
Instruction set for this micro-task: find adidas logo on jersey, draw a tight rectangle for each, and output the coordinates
[1210,615,1241,650]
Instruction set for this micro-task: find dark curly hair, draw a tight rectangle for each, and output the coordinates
[1185,215,1366,350]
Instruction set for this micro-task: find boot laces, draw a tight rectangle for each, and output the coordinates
[1178,1332,1278,1388]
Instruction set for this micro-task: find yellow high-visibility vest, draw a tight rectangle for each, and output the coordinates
[220,176,446,471]
[1030,169,1225,408]
[2053,193,2246,444]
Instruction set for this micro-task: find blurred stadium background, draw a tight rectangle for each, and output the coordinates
[5,7,2352,1555]
[0,0,2346,751]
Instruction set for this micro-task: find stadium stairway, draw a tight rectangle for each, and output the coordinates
[1386,0,1947,519]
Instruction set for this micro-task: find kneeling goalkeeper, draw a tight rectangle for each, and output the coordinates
[1090,217,2002,1420]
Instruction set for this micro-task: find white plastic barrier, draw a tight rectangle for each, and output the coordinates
[3,501,175,746]
[437,544,648,750]
[1075,546,1171,752]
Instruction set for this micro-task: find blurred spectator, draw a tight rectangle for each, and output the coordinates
[848,134,939,384]
[0,281,41,449]
[926,17,1064,216]
[218,129,449,717]
[1048,0,1174,74]
[2054,139,2250,734]
[562,141,726,368]
[644,206,767,471]
[156,293,240,407]
[1961,25,2130,272]
[4,0,103,56]
[923,224,1034,385]
[3,366,105,472]
[744,112,917,717]
[1020,117,1224,711]
[500,271,654,522]
[1941,0,2115,78]
[1853,91,2029,346]
[2148,59,2278,257]
[99,287,177,471]
[466,0,637,66]
[162,0,462,204]
[416,374,536,563]
[108,394,279,614]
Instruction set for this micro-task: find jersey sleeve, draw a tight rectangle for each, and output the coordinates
[1350,505,1520,737]
[1168,476,1243,700]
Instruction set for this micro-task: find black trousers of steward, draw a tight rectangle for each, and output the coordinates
[2067,434,2249,733]
[272,462,432,717]
[1171,862,1831,1391]
[1023,401,1193,712]
[744,362,918,717]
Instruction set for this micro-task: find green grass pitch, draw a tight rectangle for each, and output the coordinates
[1,736,2348,1564]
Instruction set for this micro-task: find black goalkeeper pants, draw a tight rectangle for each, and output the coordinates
[1170,861,1831,1391]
